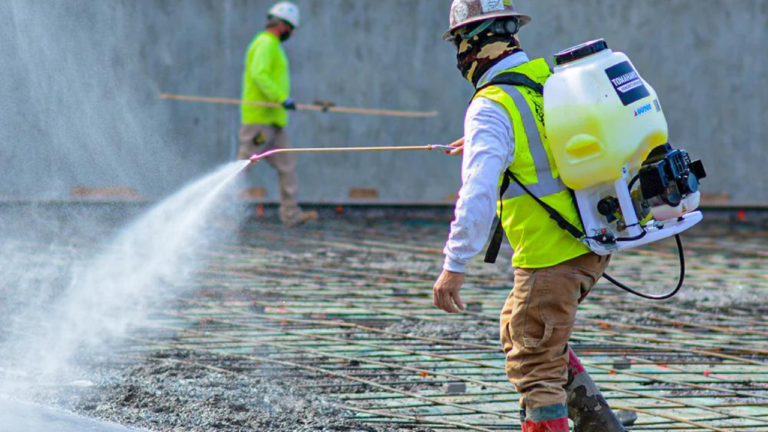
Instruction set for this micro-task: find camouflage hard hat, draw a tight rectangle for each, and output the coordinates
[443,0,532,41]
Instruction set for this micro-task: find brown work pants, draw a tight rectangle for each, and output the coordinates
[238,124,302,225]
[500,252,610,412]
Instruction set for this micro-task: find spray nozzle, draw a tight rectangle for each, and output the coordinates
[426,144,455,152]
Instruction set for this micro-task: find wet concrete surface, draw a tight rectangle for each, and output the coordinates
[0,398,146,432]
[1,209,767,431]
[24,355,414,432]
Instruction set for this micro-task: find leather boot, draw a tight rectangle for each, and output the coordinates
[566,348,628,432]
[520,405,570,432]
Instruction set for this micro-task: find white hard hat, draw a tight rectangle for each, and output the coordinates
[443,0,531,41]
[269,1,300,28]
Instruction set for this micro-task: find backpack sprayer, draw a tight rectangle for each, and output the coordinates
[540,39,707,299]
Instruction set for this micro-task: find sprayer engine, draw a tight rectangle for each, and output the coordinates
[638,144,706,210]
[573,142,706,256]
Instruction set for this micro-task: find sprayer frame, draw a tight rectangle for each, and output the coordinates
[577,167,704,256]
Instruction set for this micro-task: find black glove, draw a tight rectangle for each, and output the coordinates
[282,97,297,111]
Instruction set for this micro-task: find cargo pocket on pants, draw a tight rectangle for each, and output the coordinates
[523,323,554,349]
[512,269,556,351]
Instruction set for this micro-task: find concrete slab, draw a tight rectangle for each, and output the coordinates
[0,398,145,432]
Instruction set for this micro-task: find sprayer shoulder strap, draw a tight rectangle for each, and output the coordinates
[484,170,512,264]
[479,72,543,264]
[509,173,585,240]
[484,171,586,264]
[475,72,545,96]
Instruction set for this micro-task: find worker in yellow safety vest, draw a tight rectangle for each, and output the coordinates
[432,1,628,431]
[238,1,318,227]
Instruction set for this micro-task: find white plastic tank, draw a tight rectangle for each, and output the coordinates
[544,39,669,191]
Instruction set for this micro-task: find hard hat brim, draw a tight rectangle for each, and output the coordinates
[442,12,532,41]
[270,14,299,29]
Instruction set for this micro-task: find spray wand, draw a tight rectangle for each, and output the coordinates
[249,144,455,163]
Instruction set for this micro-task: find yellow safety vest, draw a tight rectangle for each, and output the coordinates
[241,32,291,127]
[474,59,590,269]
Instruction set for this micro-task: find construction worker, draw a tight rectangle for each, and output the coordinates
[238,1,318,227]
[432,1,627,431]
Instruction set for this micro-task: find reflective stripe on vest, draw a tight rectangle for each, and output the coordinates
[498,84,568,200]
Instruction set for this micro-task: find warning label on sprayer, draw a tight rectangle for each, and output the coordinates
[605,61,650,106]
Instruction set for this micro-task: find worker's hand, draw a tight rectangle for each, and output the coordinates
[446,137,464,156]
[282,97,297,111]
[433,270,466,314]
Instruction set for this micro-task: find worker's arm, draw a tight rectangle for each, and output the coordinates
[444,98,514,272]
[433,98,514,313]
[249,38,290,103]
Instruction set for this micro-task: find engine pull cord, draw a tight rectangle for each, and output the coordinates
[602,234,685,300]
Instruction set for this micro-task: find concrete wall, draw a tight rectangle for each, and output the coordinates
[0,0,765,204]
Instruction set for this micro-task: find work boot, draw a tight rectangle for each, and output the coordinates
[520,405,570,432]
[566,348,628,432]
[282,210,319,228]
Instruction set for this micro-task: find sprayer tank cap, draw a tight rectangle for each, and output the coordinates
[554,39,609,66]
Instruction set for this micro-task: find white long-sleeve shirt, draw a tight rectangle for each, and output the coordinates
[443,52,530,273]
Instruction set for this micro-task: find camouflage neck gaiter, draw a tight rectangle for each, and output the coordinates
[456,33,521,87]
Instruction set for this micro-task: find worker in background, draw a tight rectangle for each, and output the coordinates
[432,1,627,431]
[238,1,318,227]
